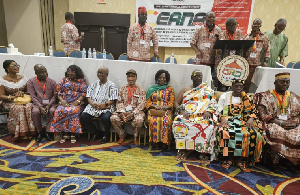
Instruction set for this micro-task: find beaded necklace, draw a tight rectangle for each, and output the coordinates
[270,89,290,115]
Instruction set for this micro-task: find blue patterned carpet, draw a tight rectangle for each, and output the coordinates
[0,134,299,195]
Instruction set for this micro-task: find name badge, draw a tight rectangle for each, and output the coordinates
[140,39,146,45]
[279,115,287,121]
[229,50,236,55]
[203,43,211,48]
[250,52,257,58]
[42,99,50,104]
[125,105,133,112]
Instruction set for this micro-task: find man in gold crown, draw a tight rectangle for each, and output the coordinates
[217,79,264,172]
[256,72,300,170]
[172,70,217,162]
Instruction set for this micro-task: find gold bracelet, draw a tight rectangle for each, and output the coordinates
[76,100,81,104]
[8,95,11,101]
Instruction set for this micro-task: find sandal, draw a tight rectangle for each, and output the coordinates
[221,160,233,169]
[60,135,67,143]
[71,135,76,143]
[237,162,251,172]
[176,150,187,161]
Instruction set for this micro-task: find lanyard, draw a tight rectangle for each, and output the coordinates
[127,84,136,105]
[253,33,259,51]
[36,76,47,98]
[204,23,215,39]
[273,90,287,114]
[227,31,234,40]
[138,23,145,39]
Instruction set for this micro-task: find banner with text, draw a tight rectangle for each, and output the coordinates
[136,0,254,47]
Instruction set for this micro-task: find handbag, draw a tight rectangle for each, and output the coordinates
[149,109,166,117]
[14,94,32,105]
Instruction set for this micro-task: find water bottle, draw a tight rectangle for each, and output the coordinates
[88,48,92,58]
[93,48,97,59]
[170,53,174,64]
[103,49,106,59]
[49,46,53,56]
[82,48,86,58]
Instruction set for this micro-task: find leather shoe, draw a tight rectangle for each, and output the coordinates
[117,137,125,144]
[36,134,43,142]
[101,136,108,144]
[134,137,139,145]
[90,134,98,141]
[45,133,54,141]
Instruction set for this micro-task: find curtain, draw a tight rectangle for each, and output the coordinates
[39,0,55,55]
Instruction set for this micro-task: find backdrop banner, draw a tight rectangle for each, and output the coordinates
[136,0,255,47]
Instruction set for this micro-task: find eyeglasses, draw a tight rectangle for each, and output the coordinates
[97,71,106,75]
[10,64,20,68]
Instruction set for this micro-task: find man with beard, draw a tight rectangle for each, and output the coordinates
[243,18,270,92]
[127,6,159,61]
[27,64,57,142]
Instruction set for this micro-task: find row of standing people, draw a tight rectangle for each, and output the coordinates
[190,12,288,92]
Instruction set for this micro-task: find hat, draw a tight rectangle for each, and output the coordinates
[126,69,137,75]
[275,72,290,80]
[138,6,147,15]
[232,78,245,85]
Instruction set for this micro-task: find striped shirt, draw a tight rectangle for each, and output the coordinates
[83,80,118,117]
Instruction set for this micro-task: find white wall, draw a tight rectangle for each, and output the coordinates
[3,0,43,55]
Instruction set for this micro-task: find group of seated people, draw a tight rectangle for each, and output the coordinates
[0,59,299,173]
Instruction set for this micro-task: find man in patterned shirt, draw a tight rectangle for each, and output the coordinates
[127,6,159,62]
[215,18,243,91]
[61,12,84,55]
[243,18,270,93]
[110,69,146,145]
[80,66,118,144]
[190,11,221,69]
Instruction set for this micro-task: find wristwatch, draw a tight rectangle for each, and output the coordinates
[105,102,109,107]
[76,100,81,104]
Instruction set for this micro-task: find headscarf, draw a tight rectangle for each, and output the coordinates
[275,72,290,80]
[146,85,168,100]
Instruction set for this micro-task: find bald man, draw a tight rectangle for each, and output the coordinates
[27,64,57,142]
[80,66,118,144]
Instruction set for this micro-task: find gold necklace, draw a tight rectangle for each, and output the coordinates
[229,93,243,116]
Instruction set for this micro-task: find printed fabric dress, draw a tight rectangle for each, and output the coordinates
[256,90,300,164]
[172,83,218,160]
[0,77,36,140]
[50,77,87,134]
[217,91,265,163]
[146,86,175,144]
